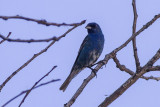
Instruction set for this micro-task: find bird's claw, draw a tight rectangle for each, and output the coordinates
[99,60,106,65]
[92,69,97,78]
[86,66,97,78]
[92,60,106,68]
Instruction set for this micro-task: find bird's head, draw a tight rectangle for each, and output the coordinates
[85,22,102,33]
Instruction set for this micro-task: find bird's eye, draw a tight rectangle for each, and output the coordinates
[91,25,96,28]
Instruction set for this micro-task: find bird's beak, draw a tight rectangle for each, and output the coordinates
[85,26,92,29]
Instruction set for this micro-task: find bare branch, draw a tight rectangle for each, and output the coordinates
[141,75,160,81]
[65,13,160,107]
[132,0,141,71]
[112,55,134,75]
[0,34,58,43]
[0,15,85,27]
[0,32,11,44]
[18,66,57,107]
[99,49,160,107]
[113,55,160,81]
[0,20,85,92]
[2,79,60,107]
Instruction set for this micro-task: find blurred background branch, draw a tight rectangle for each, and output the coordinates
[19,65,57,107]
[0,20,85,92]
[0,15,85,27]
[2,79,60,107]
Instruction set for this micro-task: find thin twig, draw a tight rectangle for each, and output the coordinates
[19,66,57,107]
[0,15,84,27]
[2,79,60,107]
[0,32,11,44]
[0,34,58,43]
[141,75,160,81]
[132,0,141,72]
[113,55,160,81]
[0,20,85,92]
[112,55,134,75]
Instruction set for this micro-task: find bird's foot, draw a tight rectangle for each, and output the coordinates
[98,60,106,65]
[87,66,97,78]
[92,60,106,67]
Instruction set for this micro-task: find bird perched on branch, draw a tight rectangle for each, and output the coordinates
[60,22,105,92]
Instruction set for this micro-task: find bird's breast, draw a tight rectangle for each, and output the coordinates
[88,50,100,66]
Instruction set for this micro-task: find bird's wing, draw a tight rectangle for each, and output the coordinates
[70,35,89,73]
[78,35,89,54]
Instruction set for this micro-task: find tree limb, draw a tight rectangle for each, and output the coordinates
[99,49,160,107]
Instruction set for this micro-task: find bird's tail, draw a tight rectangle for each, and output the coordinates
[59,72,73,92]
[60,67,84,92]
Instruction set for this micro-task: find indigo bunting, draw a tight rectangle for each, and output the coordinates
[60,22,105,91]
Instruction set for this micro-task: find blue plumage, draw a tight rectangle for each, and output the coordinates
[60,22,105,91]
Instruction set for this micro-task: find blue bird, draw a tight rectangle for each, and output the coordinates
[60,22,105,91]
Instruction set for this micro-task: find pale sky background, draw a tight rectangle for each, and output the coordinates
[0,0,160,107]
